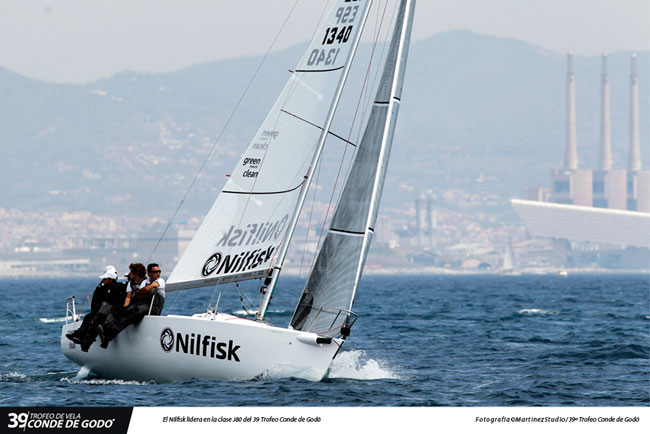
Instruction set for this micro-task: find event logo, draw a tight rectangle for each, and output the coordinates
[160,328,174,352]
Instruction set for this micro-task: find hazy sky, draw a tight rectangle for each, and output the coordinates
[1,0,648,83]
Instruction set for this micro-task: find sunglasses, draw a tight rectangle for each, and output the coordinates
[150,270,161,273]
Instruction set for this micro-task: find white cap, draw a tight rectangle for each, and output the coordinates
[99,266,118,280]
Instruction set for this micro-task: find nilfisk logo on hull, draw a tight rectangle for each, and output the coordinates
[160,327,241,362]
[160,328,174,352]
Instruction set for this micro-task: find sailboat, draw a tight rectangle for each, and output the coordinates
[61,0,415,382]
[501,237,520,275]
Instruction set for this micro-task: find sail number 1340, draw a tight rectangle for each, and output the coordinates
[306,3,359,67]
[308,24,353,66]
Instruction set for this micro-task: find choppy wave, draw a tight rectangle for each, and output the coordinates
[327,350,399,380]
[517,308,556,315]
[0,372,71,383]
[0,372,29,382]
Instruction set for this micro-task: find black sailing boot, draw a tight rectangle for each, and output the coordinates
[97,325,109,348]
[67,329,88,345]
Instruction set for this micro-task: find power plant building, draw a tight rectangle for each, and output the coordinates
[548,51,649,212]
[515,51,649,268]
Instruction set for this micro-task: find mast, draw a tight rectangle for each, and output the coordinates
[257,0,374,320]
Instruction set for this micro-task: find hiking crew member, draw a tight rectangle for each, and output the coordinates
[66,266,126,351]
[97,263,165,348]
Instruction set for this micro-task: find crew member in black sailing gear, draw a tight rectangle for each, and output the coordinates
[66,266,126,351]
[97,263,165,349]
[76,262,147,352]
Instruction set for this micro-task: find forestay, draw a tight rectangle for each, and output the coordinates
[290,0,415,336]
[168,0,373,291]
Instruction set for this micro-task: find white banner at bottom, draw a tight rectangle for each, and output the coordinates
[128,407,649,434]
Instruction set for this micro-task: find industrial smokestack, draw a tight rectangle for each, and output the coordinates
[425,194,436,249]
[599,52,613,170]
[564,51,578,170]
[629,53,641,171]
[415,196,424,247]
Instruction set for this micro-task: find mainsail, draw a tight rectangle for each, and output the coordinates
[168,0,373,291]
[290,0,415,336]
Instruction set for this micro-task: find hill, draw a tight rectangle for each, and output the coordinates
[1,31,647,220]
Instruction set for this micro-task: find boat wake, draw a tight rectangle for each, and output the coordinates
[39,317,69,323]
[62,378,153,386]
[61,366,152,385]
[71,366,92,381]
[327,350,399,380]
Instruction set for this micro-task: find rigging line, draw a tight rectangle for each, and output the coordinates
[358,1,384,131]
[280,109,357,147]
[207,283,221,312]
[334,0,396,213]
[298,140,324,279]
[308,0,391,274]
[146,0,301,264]
[236,282,255,316]
[166,287,185,314]
[358,0,397,145]
[282,0,332,105]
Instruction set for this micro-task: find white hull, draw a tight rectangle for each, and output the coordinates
[61,313,343,382]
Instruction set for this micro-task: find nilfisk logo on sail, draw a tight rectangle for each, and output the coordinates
[202,245,276,277]
[160,328,241,362]
[216,215,288,248]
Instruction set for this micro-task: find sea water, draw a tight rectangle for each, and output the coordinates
[0,274,647,406]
